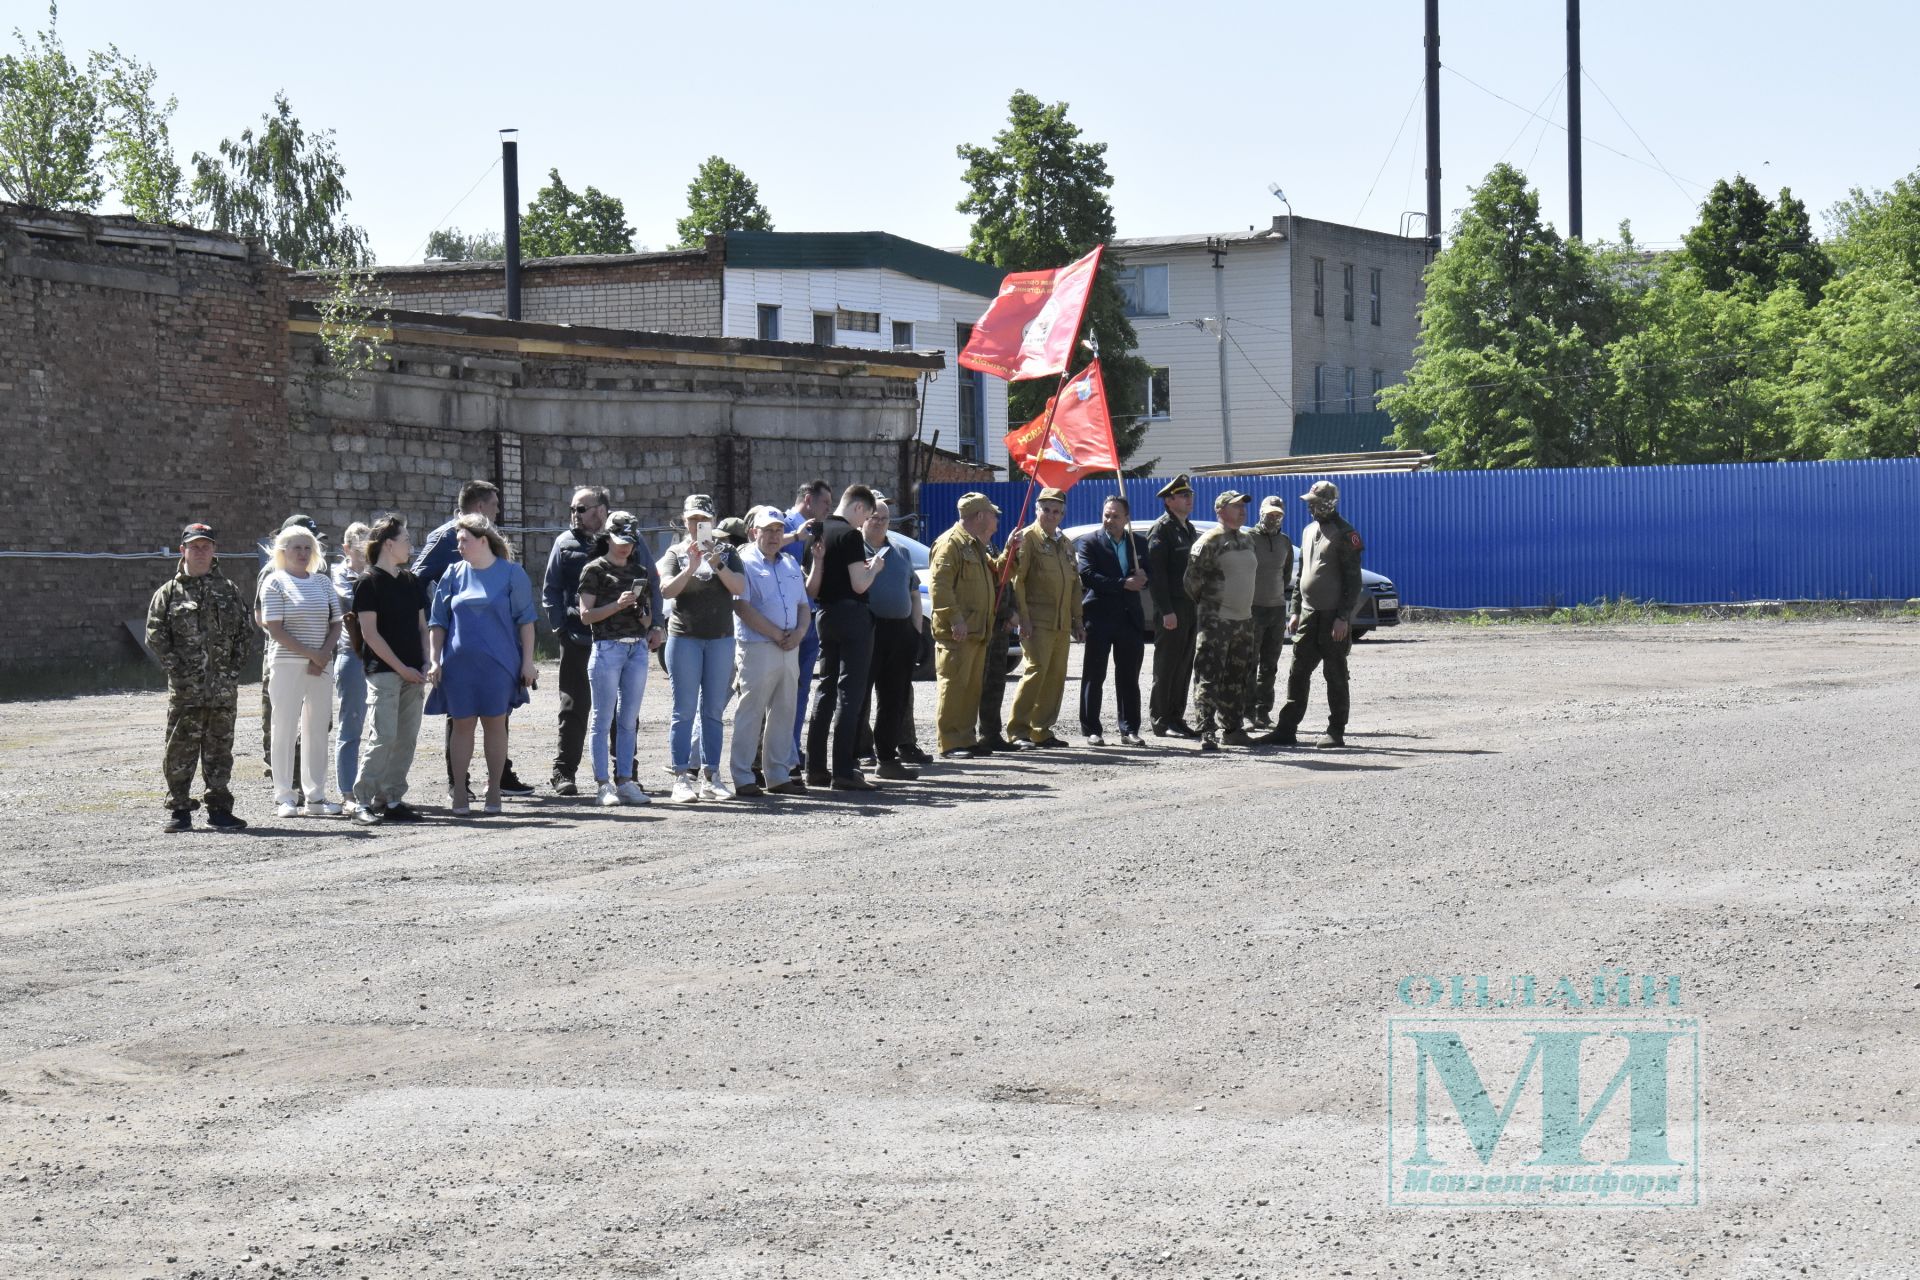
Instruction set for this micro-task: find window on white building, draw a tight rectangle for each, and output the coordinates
[835,308,880,333]
[757,304,780,341]
[892,320,914,349]
[956,323,985,459]
[1143,366,1172,420]
[812,313,835,345]
[1116,264,1169,318]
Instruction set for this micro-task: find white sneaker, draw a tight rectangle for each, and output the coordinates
[276,801,299,818]
[698,772,729,802]
[303,800,343,817]
[596,781,620,807]
[616,780,650,806]
[341,799,361,817]
[670,773,699,804]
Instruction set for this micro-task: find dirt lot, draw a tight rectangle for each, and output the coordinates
[2,620,1916,1278]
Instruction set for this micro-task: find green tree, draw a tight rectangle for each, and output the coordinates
[519,168,634,257]
[425,226,504,261]
[1825,170,1920,284]
[675,155,771,247]
[190,92,369,269]
[1681,174,1830,303]
[1383,163,1622,468]
[1787,270,1920,459]
[92,46,180,222]
[957,89,1154,470]
[0,4,101,209]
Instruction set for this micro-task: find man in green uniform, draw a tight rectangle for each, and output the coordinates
[1262,480,1364,749]
[930,493,1019,758]
[1005,487,1086,749]
[975,572,1021,752]
[1183,490,1260,752]
[147,523,253,832]
[1247,496,1294,729]
[1146,474,1201,738]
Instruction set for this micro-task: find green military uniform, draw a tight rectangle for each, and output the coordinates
[930,495,1011,753]
[1275,481,1364,746]
[1248,499,1295,726]
[1006,497,1084,745]
[1146,475,1201,735]
[1183,491,1260,744]
[147,548,252,817]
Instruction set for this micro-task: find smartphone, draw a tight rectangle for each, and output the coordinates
[695,524,712,548]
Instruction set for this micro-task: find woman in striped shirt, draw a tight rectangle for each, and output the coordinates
[261,526,345,817]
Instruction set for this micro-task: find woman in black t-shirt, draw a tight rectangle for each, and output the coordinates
[656,494,746,803]
[577,511,661,806]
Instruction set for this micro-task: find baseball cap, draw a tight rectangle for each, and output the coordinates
[605,511,639,545]
[958,492,1000,517]
[179,522,217,545]
[1214,489,1251,510]
[281,513,327,541]
[682,494,716,520]
[749,505,787,529]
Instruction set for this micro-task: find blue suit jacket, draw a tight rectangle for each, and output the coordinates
[1075,529,1150,632]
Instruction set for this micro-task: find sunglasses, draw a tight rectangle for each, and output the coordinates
[571,504,602,514]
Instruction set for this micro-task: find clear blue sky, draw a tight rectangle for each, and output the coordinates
[42,0,1920,262]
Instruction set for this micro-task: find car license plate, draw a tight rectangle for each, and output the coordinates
[1379,596,1399,611]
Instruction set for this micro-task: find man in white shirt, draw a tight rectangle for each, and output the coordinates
[730,506,810,796]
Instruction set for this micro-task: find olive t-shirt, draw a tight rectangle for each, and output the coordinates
[577,555,651,642]
[662,540,742,639]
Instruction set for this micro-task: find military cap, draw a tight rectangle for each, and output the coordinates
[605,511,640,545]
[957,492,1000,517]
[1259,495,1285,515]
[179,522,217,545]
[1301,480,1340,505]
[1213,489,1251,511]
[715,516,750,546]
[682,494,716,520]
[1156,474,1194,499]
[281,513,326,540]
[1036,487,1069,505]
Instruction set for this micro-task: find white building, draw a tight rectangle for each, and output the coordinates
[1111,216,1432,470]
[719,232,1012,474]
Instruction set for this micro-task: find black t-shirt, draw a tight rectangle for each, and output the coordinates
[352,566,428,674]
[814,516,869,605]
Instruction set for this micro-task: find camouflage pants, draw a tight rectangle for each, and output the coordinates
[166,698,238,812]
[1192,614,1257,735]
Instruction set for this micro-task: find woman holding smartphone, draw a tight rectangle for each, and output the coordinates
[656,495,746,804]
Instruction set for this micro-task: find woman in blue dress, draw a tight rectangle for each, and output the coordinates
[426,515,538,815]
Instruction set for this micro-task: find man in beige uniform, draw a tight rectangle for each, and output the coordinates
[929,493,1018,757]
[1247,496,1294,729]
[1182,490,1260,752]
[1007,487,1085,748]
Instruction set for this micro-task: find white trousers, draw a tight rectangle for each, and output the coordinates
[270,657,333,806]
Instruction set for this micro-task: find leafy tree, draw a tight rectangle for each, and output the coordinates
[91,46,180,222]
[675,155,771,247]
[0,4,101,209]
[1825,170,1920,284]
[190,92,370,269]
[519,168,634,257]
[1787,270,1920,459]
[1383,163,1621,468]
[1681,174,1830,303]
[957,89,1154,470]
[425,226,504,262]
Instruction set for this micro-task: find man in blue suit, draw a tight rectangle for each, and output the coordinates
[1075,493,1152,746]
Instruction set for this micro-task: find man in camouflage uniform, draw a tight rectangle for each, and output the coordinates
[1262,480,1364,749]
[1146,474,1201,737]
[1247,496,1295,728]
[147,523,254,832]
[1005,486,1085,749]
[1182,490,1260,752]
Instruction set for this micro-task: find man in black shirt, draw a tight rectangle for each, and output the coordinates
[805,484,883,789]
[541,485,611,794]
[351,515,431,824]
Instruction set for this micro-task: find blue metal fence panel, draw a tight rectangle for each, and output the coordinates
[922,458,1920,607]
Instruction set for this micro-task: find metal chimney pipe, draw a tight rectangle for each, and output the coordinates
[1424,0,1442,253]
[1567,0,1584,240]
[501,129,521,321]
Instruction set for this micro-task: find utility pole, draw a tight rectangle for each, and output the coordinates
[1424,0,1442,253]
[501,128,521,320]
[1567,0,1584,240]
[1206,237,1233,464]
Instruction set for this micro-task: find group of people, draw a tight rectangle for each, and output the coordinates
[145,472,1365,831]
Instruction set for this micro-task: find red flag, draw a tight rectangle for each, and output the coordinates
[958,245,1104,382]
[1003,360,1120,493]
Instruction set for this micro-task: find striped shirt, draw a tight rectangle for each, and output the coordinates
[261,569,343,662]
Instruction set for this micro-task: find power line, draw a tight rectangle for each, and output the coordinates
[1496,71,1566,166]
[1222,329,1297,414]
[1523,76,1566,176]
[1444,64,1705,191]
[1582,68,1695,206]
[405,154,503,265]
[1355,77,1427,225]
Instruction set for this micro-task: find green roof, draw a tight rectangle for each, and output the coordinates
[1290,411,1396,456]
[723,231,1005,297]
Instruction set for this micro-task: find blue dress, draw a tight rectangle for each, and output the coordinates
[426,558,537,718]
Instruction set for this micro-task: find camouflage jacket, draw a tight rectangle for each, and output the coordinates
[146,562,252,705]
[1182,525,1259,624]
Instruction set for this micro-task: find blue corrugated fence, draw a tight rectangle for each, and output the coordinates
[921,458,1920,608]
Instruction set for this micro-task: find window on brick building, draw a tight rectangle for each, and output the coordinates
[813,312,835,345]
[757,304,780,341]
[1312,259,1325,317]
[1344,366,1356,413]
[835,308,880,333]
[1313,364,1325,413]
[1369,269,1382,325]
[892,320,914,349]
[1343,264,1355,322]
[1371,368,1384,409]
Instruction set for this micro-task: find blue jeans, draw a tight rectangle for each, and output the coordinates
[667,633,735,773]
[587,639,651,783]
[332,651,368,796]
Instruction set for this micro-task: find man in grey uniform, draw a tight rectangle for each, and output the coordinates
[1261,480,1363,749]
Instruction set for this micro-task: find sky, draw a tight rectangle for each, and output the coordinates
[36,0,1920,264]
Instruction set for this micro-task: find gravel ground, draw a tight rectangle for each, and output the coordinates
[2,619,1916,1279]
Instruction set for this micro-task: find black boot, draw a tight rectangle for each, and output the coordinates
[1256,727,1298,747]
[207,809,249,831]
[163,808,193,833]
[1316,729,1346,749]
